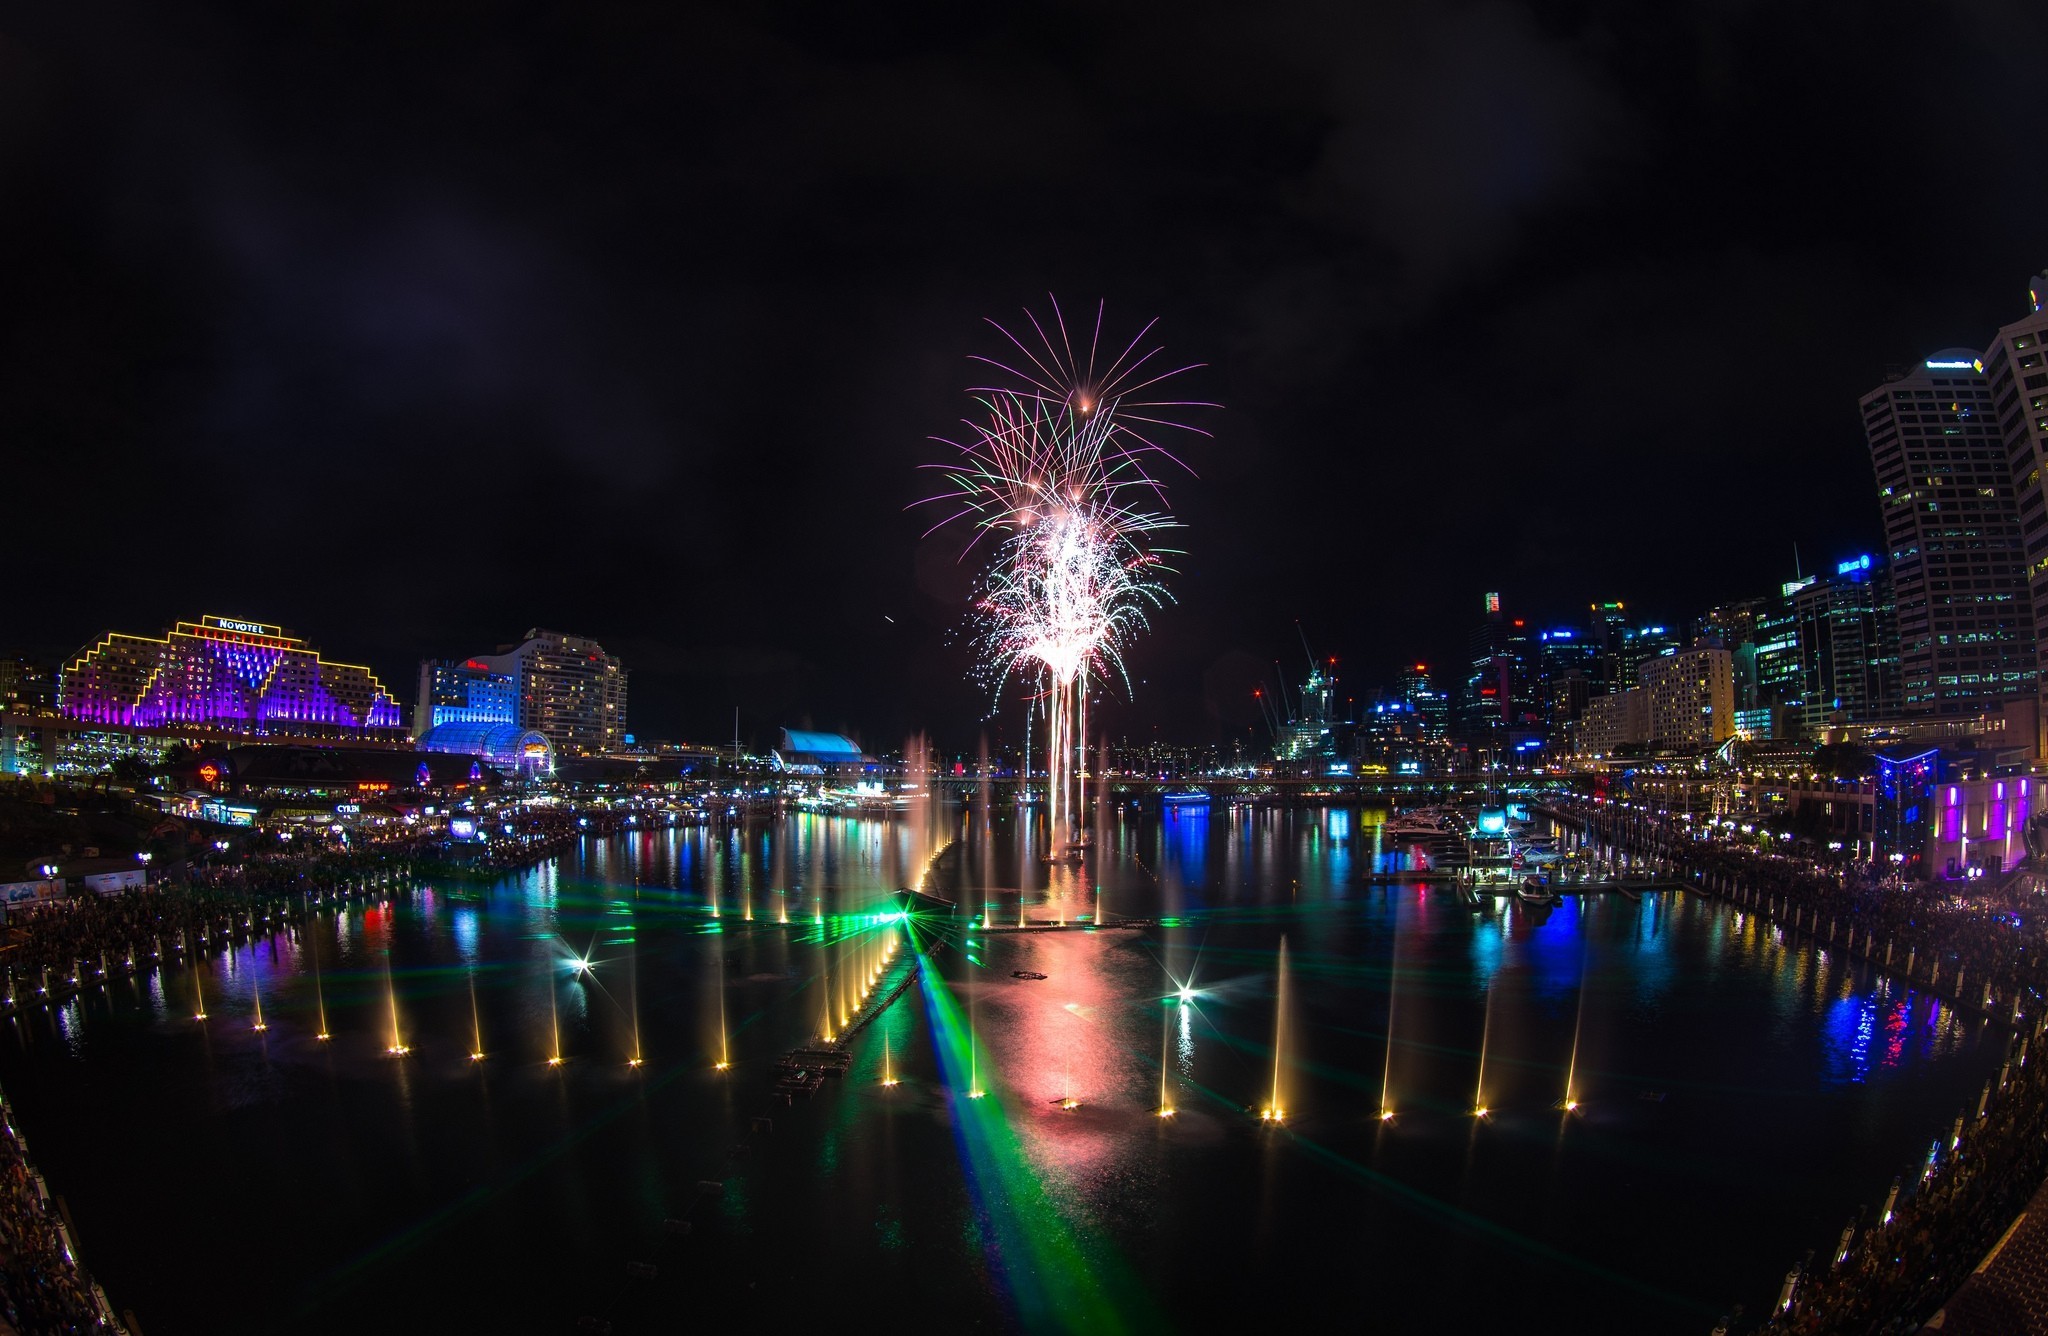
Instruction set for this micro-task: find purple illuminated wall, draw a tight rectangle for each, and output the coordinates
[61,624,403,735]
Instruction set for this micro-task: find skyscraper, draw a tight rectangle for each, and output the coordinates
[1397,664,1448,739]
[1461,593,1532,739]
[1534,627,1596,732]
[1861,351,2035,716]
[1751,580,1807,738]
[1983,273,2048,748]
[1590,601,1631,693]
[1790,554,1903,732]
[1695,597,1765,712]
[471,629,629,757]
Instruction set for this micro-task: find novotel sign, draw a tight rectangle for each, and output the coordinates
[213,618,271,635]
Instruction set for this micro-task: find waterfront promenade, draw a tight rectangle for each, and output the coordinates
[1551,799,2048,1334]
[0,1089,126,1334]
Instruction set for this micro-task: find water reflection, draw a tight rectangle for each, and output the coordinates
[0,806,2012,1336]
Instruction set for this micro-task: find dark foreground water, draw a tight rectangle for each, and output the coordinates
[0,806,2003,1334]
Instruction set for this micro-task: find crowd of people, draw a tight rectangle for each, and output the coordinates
[0,847,408,995]
[0,805,630,991]
[0,1102,118,1334]
[1558,797,2048,1334]
[1765,1039,2048,1334]
[1574,801,2048,1020]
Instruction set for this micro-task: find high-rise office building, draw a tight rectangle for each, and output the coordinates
[1397,664,1448,739]
[471,629,629,757]
[1534,627,1597,731]
[1590,602,1631,693]
[1695,598,1765,713]
[1983,273,2048,748]
[1587,602,1674,693]
[1753,579,1809,735]
[1461,593,1532,738]
[1862,350,2035,716]
[1790,554,1903,732]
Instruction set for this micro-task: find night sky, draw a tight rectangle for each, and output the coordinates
[7,3,2048,751]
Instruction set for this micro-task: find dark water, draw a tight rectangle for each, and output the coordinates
[0,807,2003,1334]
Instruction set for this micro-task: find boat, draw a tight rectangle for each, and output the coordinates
[1160,789,1210,807]
[1010,970,1048,980]
[1514,877,1560,906]
[1385,810,1452,837]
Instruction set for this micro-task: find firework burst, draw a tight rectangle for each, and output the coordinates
[918,297,1212,845]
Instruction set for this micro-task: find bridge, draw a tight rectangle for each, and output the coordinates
[922,773,1529,802]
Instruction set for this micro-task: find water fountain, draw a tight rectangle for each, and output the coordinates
[627,943,644,1069]
[385,960,409,1056]
[1473,979,1495,1119]
[715,947,731,1071]
[310,934,330,1041]
[1563,918,1590,1113]
[966,963,985,1100]
[978,735,995,928]
[1379,951,1398,1122]
[1261,936,1290,1123]
[819,933,836,1045]
[468,971,485,1061]
[1157,999,1176,1118]
[547,969,563,1067]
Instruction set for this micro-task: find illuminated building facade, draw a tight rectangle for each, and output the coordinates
[1273,663,1337,765]
[470,628,628,757]
[1790,554,1902,732]
[1982,274,2048,750]
[59,616,404,739]
[1638,645,1735,749]
[1752,583,1808,736]
[1862,352,2035,716]
[415,721,554,777]
[0,655,56,715]
[1534,628,1596,731]
[414,659,517,735]
[1578,687,1647,756]
[1925,774,2033,878]
[1695,598,1765,712]
[1397,664,1448,739]
[1461,594,1532,738]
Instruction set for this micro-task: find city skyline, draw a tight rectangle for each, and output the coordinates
[8,6,2048,746]
[8,12,2048,1335]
